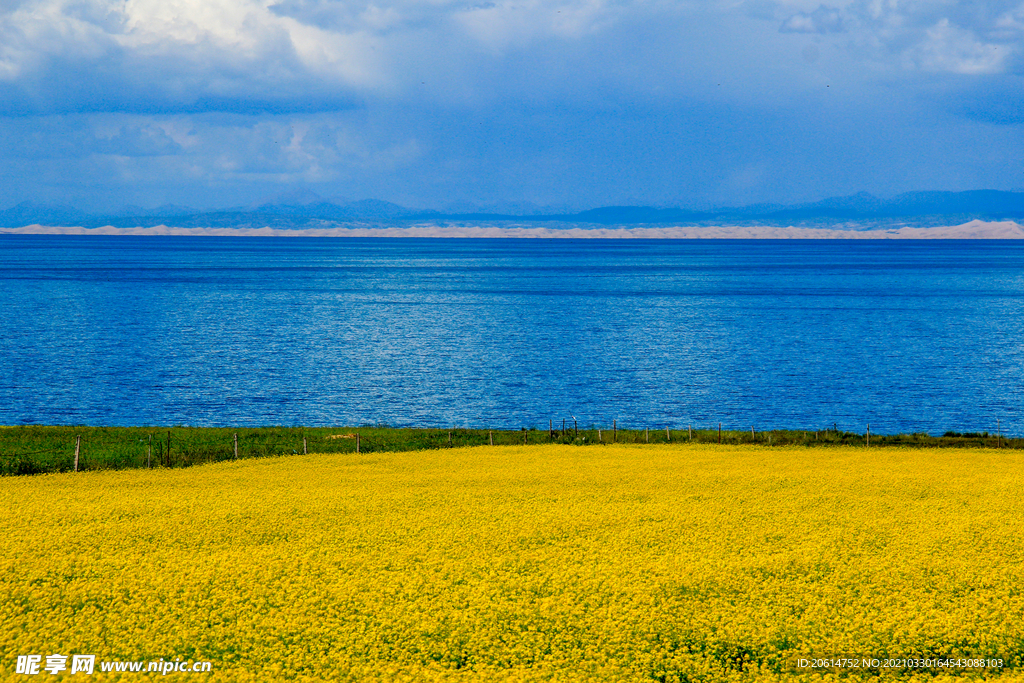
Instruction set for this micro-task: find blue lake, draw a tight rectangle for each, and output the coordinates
[1,235,1022,434]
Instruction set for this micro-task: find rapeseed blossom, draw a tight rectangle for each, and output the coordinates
[1,444,1020,681]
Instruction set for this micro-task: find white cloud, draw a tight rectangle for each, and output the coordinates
[455,0,618,51]
[0,0,649,112]
[779,5,844,33]
[0,0,391,105]
[0,0,1020,119]
[774,0,1021,74]
[0,111,425,191]
[906,18,1007,74]
[91,122,183,155]
[994,2,1024,39]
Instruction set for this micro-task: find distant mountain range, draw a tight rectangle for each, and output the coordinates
[5,190,1024,229]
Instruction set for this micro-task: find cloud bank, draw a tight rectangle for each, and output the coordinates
[2,0,1024,209]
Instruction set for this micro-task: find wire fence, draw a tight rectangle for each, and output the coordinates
[0,423,1018,476]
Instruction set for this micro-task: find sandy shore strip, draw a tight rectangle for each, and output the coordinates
[3,219,1024,238]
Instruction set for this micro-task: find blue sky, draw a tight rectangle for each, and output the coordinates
[1,0,1023,211]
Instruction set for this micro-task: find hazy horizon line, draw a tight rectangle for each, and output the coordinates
[3,220,1024,239]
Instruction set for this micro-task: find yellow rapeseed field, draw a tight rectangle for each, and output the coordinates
[1,444,1022,682]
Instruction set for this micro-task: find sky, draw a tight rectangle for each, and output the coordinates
[2,0,1024,212]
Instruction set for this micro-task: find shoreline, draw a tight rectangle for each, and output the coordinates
[3,218,1024,238]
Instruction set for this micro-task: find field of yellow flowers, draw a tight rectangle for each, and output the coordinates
[1,443,1022,682]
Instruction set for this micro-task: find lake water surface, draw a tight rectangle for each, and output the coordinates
[2,235,1022,434]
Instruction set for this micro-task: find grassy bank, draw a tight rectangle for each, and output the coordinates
[0,424,1020,475]
[1,443,1020,681]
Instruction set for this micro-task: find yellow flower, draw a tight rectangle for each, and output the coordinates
[1,444,1021,681]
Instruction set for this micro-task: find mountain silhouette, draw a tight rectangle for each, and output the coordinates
[4,190,1024,228]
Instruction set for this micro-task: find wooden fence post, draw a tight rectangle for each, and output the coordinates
[356,433,360,453]
[598,428,602,442]
[147,434,152,469]
[688,425,692,440]
[866,425,870,447]
[751,426,755,439]
[645,427,649,443]
[613,419,617,443]
[234,433,238,459]
[74,435,81,472]
[489,430,493,446]
[718,423,722,444]
[666,427,670,441]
